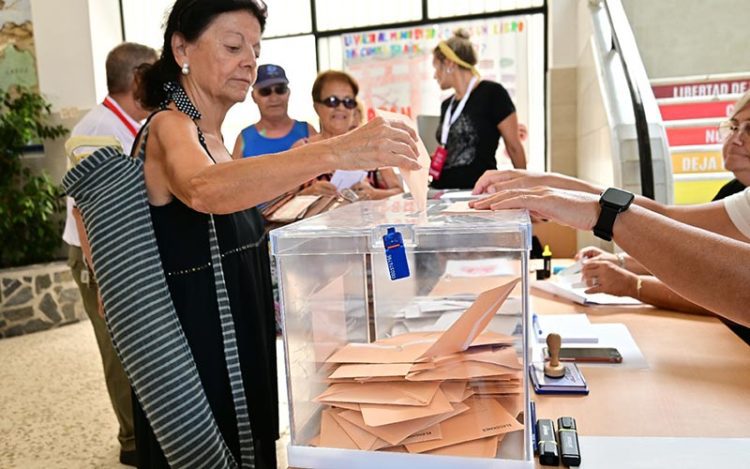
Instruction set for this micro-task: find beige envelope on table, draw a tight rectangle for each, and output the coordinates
[404,397,523,453]
[424,435,499,458]
[418,277,521,360]
[360,387,454,427]
[376,110,431,212]
[326,341,432,364]
[329,363,413,380]
[339,401,469,446]
[315,381,440,406]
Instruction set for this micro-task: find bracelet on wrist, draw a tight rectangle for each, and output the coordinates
[635,276,643,299]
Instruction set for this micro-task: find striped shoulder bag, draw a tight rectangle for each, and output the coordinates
[62,116,255,468]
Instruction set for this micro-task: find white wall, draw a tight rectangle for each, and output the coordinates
[31,0,121,112]
[622,0,750,79]
[87,0,124,101]
[548,0,577,69]
[31,0,96,110]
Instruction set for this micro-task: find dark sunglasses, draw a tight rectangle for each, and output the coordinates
[317,95,357,109]
[256,84,289,97]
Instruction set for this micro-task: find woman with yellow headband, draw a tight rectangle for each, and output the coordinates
[430,29,526,189]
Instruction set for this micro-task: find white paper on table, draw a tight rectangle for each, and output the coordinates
[330,170,367,190]
[586,323,647,369]
[533,314,599,344]
[533,276,642,306]
[441,201,488,214]
[439,190,481,201]
[530,322,647,369]
[376,110,430,212]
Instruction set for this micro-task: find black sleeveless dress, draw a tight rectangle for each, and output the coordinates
[132,198,279,468]
[131,106,279,468]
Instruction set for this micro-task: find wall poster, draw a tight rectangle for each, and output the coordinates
[0,0,38,93]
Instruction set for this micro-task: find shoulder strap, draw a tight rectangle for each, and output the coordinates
[130,109,169,160]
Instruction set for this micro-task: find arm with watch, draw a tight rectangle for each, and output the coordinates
[471,169,750,243]
[470,186,750,328]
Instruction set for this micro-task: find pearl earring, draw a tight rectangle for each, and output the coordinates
[181,63,190,75]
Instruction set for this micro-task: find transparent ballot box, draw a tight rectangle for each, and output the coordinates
[270,199,533,468]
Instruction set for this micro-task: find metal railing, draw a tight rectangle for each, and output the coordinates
[600,0,655,199]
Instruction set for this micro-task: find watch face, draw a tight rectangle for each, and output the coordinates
[602,188,634,207]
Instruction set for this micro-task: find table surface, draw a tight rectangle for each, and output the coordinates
[530,287,750,438]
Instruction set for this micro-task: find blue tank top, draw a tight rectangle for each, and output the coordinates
[239,120,310,157]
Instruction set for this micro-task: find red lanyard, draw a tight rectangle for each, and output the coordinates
[102,97,138,137]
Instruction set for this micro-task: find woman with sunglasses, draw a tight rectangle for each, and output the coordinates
[430,29,526,190]
[232,63,316,159]
[295,70,404,200]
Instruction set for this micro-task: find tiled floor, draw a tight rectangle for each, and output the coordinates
[0,320,290,468]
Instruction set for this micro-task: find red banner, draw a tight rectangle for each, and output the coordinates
[652,79,750,99]
[659,100,735,121]
[666,125,724,146]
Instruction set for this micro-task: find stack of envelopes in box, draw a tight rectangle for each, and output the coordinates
[311,278,525,458]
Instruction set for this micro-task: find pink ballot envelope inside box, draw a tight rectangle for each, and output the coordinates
[314,277,524,457]
[417,277,521,359]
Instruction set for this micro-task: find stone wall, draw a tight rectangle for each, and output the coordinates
[0,261,86,338]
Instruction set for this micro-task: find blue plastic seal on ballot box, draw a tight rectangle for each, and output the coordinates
[383,227,410,280]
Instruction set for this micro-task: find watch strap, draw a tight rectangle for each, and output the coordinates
[593,204,619,241]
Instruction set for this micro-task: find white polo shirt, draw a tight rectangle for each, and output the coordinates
[723,187,750,239]
[62,97,140,247]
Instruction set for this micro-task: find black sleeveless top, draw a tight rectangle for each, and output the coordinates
[131,83,278,468]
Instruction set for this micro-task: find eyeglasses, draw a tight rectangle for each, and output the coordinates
[256,84,289,97]
[718,120,750,142]
[317,95,357,110]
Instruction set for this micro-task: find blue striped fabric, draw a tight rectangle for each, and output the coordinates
[63,142,254,468]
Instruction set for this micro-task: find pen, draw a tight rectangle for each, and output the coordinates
[532,313,543,336]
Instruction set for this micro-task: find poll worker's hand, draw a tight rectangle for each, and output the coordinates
[469,186,601,231]
[472,169,546,194]
[328,117,420,172]
[575,246,619,264]
[472,169,598,196]
[580,259,639,298]
[299,180,338,196]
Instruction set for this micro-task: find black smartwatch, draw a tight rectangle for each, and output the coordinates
[593,188,634,241]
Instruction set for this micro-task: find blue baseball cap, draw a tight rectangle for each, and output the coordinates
[254,64,289,89]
